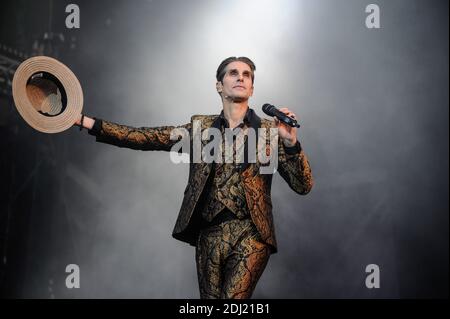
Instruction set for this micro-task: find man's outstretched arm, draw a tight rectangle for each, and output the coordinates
[74,114,191,152]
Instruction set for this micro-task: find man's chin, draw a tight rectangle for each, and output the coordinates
[226,94,249,103]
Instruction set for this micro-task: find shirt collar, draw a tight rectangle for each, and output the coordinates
[218,107,252,128]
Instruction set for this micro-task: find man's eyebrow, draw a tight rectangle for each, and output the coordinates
[228,68,251,74]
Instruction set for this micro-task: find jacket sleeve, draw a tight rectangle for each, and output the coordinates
[87,118,191,152]
[277,139,314,195]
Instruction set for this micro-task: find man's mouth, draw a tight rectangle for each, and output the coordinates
[233,85,246,89]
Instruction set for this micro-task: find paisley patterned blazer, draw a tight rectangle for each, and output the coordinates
[89,109,313,253]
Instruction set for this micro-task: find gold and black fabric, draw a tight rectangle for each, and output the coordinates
[200,109,251,223]
[87,108,314,254]
[191,110,271,298]
[195,218,270,299]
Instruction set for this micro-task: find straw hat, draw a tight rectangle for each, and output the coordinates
[12,56,83,133]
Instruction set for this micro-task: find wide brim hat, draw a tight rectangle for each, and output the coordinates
[12,56,83,133]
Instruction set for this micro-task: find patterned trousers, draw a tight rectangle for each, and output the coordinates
[195,218,271,299]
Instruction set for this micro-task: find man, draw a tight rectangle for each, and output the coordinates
[75,56,313,298]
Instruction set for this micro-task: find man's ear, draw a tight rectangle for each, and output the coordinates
[216,81,223,93]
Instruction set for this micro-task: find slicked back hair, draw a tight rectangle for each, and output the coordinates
[216,56,256,85]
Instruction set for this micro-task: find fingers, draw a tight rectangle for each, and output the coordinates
[274,116,287,129]
[279,108,297,120]
[274,116,279,125]
[74,113,82,126]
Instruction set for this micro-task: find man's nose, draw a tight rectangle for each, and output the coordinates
[237,74,244,82]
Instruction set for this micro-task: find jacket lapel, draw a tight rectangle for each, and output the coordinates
[197,109,262,175]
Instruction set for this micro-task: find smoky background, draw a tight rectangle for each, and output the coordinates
[0,0,447,298]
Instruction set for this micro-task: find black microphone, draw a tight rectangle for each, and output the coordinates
[262,104,300,128]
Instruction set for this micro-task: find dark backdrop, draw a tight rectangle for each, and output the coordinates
[0,0,448,298]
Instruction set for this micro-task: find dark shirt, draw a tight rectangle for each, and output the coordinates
[87,108,304,228]
[200,109,252,224]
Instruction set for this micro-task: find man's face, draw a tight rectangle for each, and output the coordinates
[217,61,254,102]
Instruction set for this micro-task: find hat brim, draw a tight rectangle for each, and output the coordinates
[12,56,83,134]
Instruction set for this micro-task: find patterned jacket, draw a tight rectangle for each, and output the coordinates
[88,108,313,253]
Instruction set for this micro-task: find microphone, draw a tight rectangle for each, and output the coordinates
[262,104,300,128]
